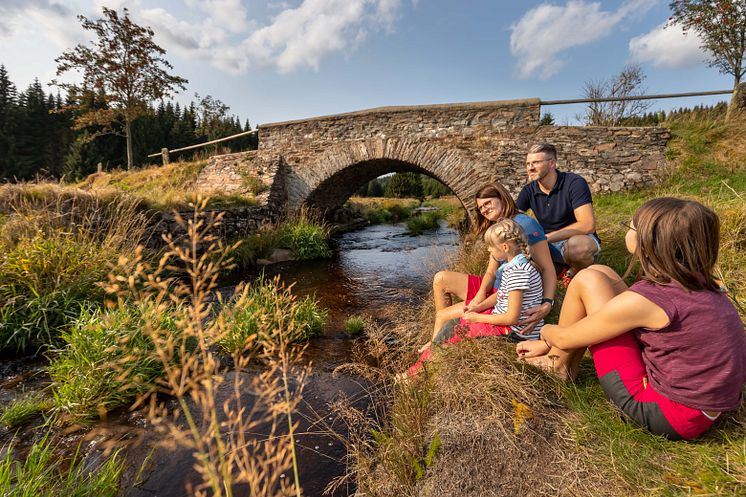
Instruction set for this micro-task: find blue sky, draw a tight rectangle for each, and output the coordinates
[0,0,735,128]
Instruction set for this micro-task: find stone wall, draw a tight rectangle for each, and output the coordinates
[258,99,541,150]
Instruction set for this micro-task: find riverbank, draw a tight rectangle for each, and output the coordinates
[341,113,746,497]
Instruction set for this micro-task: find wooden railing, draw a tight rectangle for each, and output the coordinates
[146,129,257,165]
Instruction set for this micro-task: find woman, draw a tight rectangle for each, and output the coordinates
[432,182,556,333]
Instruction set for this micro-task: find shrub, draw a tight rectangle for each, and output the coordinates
[218,275,327,354]
[344,316,366,336]
[0,436,123,496]
[406,212,441,235]
[49,303,180,420]
[278,210,332,260]
[0,187,148,353]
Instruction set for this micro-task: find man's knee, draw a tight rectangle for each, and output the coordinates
[564,235,598,265]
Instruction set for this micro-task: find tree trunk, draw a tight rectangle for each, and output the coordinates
[125,118,133,170]
[727,81,746,121]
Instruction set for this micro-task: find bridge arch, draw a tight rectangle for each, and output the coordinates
[286,138,494,218]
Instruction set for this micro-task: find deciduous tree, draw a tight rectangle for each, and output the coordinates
[54,7,187,169]
[581,64,652,126]
[669,0,746,87]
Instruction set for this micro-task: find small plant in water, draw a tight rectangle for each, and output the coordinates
[344,316,366,336]
[0,392,52,428]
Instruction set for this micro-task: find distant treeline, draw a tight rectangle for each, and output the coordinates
[618,102,728,126]
[356,172,452,198]
[0,65,257,181]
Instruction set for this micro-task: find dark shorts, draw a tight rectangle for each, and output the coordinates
[590,332,715,440]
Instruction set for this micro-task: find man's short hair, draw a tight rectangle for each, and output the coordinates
[528,143,557,160]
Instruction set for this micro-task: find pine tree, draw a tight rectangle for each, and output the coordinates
[0,65,18,179]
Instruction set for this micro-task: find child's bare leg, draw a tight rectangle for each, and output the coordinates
[432,302,464,340]
[432,271,469,311]
[525,265,627,380]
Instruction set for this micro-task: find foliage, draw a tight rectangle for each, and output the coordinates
[218,275,327,354]
[384,172,424,199]
[540,112,556,125]
[54,7,188,170]
[405,212,441,235]
[0,393,52,428]
[49,303,181,420]
[278,212,333,260]
[0,437,123,497]
[0,186,148,352]
[344,316,366,336]
[581,64,652,126]
[669,0,746,86]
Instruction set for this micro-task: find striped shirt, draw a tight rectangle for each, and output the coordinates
[492,253,544,339]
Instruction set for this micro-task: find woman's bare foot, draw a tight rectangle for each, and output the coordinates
[522,353,576,382]
[515,339,551,359]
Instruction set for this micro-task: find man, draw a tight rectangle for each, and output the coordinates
[516,143,600,277]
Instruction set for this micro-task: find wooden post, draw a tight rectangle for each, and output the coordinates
[97,162,102,173]
[161,148,170,166]
[727,83,746,121]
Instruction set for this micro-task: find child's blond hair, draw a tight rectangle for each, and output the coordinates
[484,218,531,262]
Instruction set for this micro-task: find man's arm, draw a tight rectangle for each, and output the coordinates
[545,203,596,243]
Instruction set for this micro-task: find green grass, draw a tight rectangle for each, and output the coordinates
[405,212,441,235]
[0,436,123,497]
[217,275,328,354]
[344,316,366,336]
[49,303,180,420]
[0,187,148,353]
[0,393,53,428]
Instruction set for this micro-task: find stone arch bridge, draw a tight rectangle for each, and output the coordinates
[194,98,669,223]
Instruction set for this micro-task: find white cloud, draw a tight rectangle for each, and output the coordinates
[510,0,656,79]
[144,0,405,74]
[0,0,82,47]
[629,22,706,68]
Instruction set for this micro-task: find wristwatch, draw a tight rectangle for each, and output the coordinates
[541,297,554,307]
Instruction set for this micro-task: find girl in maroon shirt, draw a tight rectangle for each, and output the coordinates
[516,197,745,439]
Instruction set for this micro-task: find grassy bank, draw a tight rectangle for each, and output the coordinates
[341,114,746,496]
[347,196,465,233]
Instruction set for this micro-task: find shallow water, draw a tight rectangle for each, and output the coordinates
[0,221,460,497]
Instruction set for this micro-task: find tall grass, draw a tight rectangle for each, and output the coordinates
[103,198,307,497]
[0,393,52,428]
[0,436,123,497]
[49,302,180,420]
[0,184,149,353]
[278,208,332,260]
[218,275,327,354]
[405,212,440,235]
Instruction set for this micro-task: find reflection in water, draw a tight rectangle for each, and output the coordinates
[251,221,460,325]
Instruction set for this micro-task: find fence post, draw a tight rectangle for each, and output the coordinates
[161,148,170,166]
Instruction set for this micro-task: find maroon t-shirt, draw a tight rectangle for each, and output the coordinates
[628,280,746,411]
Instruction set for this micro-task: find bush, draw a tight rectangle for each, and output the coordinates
[218,276,327,354]
[278,212,332,260]
[406,212,441,235]
[49,303,180,420]
[0,186,148,353]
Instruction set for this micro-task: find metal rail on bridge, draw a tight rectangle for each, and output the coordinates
[147,88,735,166]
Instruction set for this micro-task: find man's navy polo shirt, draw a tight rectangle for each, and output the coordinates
[516,170,597,237]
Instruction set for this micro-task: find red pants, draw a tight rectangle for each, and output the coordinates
[590,332,714,440]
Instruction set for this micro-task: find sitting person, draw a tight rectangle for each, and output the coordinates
[433,182,556,333]
[517,197,746,440]
[516,143,600,278]
[408,218,544,376]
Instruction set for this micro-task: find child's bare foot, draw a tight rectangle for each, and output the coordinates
[515,339,550,359]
